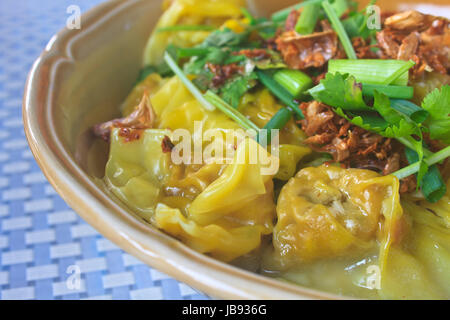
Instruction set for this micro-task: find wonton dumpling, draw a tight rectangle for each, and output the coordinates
[154,138,277,261]
[105,129,172,217]
[379,195,450,299]
[154,203,266,262]
[272,165,403,268]
[121,73,168,116]
[188,138,277,229]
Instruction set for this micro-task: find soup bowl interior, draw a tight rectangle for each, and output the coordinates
[23,0,449,299]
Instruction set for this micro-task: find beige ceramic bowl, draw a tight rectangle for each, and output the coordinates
[23,0,449,300]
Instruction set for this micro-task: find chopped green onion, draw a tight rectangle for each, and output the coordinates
[322,0,357,60]
[256,70,304,119]
[163,52,215,111]
[382,59,415,85]
[404,148,447,203]
[392,145,450,180]
[204,90,260,131]
[273,69,313,98]
[391,99,429,123]
[176,47,210,58]
[331,0,348,18]
[257,108,292,143]
[295,3,320,34]
[421,165,447,202]
[157,25,216,32]
[362,84,414,100]
[396,136,433,158]
[271,0,324,22]
[241,7,256,25]
[328,59,411,85]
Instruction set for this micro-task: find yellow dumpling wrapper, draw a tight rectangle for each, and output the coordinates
[378,191,450,299]
[121,73,168,116]
[105,129,172,217]
[153,138,277,261]
[275,144,311,181]
[188,138,277,228]
[240,89,307,146]
[272,165,401,268]
[151,76,239,134]
[154,203,265,262]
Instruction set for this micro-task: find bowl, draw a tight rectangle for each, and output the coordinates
[23,0,449,299]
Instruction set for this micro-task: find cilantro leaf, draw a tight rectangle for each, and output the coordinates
[309,73,372,111]
[183,48,229,75]
[422,85,450,143]
[372,90,417,138]
[201,28,250,48]
[220,72,258,108]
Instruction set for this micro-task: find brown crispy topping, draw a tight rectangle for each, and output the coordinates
[276,27,338,70]
[376,11,450,78]
[161,135,175,153]
[92,92,156,142]
[384,10,435,32]
[233,49,271,60]
[206,63,243,87]
[298,101,427,192]
[118,127,144,143]
[285,9,300,31]
[352,37,378,59]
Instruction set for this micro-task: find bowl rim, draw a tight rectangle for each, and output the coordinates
[22,0,348,300]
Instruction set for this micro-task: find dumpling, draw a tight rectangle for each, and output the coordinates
[104,128,172,218]
[153,138,277,261]
[154,203,266,262]
[378,192,450,299]
[272,165,403,268]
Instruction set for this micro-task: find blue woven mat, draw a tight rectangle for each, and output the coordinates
[0,0,208,300]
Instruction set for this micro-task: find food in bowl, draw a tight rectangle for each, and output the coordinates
[91,0,450,299]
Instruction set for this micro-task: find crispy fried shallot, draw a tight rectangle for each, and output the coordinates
[276,20,339,70]
[93,92,156,142]
[298,101,410,180]
[376,11,450,77]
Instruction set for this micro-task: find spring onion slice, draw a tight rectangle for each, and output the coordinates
[390,99,429,124]
[164,52,215,111]
[405,148,447,203]
[362,84,414,100]
[328,59,411,85]
[176,47,210,58]
[331,0,349,18]
[392,146,450,180]
[273,69,313,98]
[382,59,415,85]
[257,107,292,144]
[271,0,324,22]
[256,70,304,119]
[204,90,260,131]
[241,7,256,25]
[295,3,320,34]
[322,0,357,60]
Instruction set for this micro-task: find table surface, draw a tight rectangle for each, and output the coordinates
[0,0,209,300]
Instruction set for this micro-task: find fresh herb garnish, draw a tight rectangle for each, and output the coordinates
[422,85,450,144]
[221,73,258,108]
